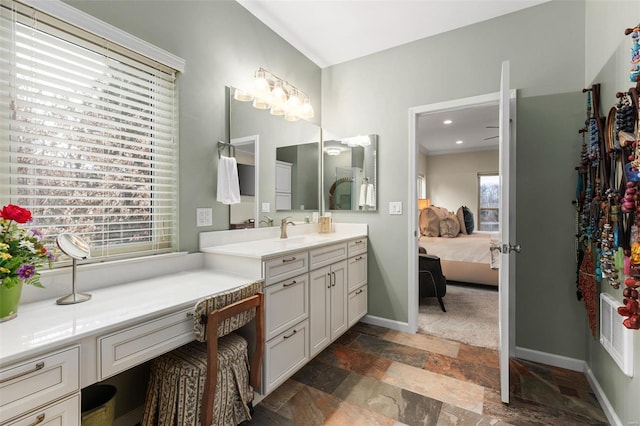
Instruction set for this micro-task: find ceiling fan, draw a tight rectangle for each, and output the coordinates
[484,125,498,141]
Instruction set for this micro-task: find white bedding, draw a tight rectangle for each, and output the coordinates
[419,231,498,264]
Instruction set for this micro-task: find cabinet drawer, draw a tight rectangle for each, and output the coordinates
[348,285,368,327]
[99,308,194,380]
[0,347,79,424]
[264,252,308,285]
[348,253,367,292]
[265,274,309,340]
[348,238,367,257]
[309,243,347,270]
[6,393,80,426]
[263,320,309,395]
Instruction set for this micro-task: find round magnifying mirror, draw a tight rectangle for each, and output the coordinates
[56,233,91,305]
[57,233,91,260]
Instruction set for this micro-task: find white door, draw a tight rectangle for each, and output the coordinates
[498,60,518,404]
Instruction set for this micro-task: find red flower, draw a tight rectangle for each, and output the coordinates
[0,204,32,224]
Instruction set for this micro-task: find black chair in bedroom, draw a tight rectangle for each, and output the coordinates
[418,246,447,312]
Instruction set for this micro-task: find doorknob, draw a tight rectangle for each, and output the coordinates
[490,242,521,253]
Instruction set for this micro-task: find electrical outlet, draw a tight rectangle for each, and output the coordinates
[261,202,270,213]
[389,201,403,215]
[196,208,213,227]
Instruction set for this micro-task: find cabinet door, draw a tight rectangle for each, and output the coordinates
[330,260,348,340]
[264,320,309,395]
[275,161,292,193]
[7,394,80,426]
[347,253,367,292]
[309,266,331,357]
[348,285,368,327]
[265,274,309,341]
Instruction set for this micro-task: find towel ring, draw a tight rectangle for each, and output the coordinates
[217,141,236,159]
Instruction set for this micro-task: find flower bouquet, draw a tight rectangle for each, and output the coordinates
[0,204,55,321]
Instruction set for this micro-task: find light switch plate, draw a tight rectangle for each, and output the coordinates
[261,202,270,213]
[389,201,403,215]
[196,208,213,227]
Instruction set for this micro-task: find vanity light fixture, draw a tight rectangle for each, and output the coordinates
[326,147,341,156]
[234,67,315,121]
[340,135,371,147]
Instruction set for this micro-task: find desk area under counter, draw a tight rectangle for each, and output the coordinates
[0,269,261,425]
[199,223,368,395]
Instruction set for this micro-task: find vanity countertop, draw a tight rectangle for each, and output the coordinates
[200,230,367,260]
[0,269,261,367]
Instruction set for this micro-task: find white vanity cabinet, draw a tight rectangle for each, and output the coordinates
[347,238,368,327]
[262,251,310,394]
[0,346,80,425]
[309,260,347,357]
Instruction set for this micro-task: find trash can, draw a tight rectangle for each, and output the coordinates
[81,384,116,426]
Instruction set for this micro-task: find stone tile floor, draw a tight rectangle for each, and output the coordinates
[244,322,609,425]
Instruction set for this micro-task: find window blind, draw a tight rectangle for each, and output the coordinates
[0,0,178,260]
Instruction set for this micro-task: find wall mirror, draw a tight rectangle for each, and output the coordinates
[228,86,321,228]
[323,134,378,211]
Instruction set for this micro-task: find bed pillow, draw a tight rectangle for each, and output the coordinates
[420,206,448,236]
[462,206,474,234]
[456,207,468,235]
[439,213,460,237]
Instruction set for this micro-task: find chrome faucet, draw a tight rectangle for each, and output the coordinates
[280,217,295,239]
[259,216,274,227]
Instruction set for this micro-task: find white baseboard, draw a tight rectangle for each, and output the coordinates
[114,406,144,426]
[515,346,585,372]
[361,314,410,333]
[584,367,623,426]
[516,346,622,426]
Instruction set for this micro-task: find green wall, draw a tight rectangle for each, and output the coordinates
[63,0,321,417]
[65,0,322,253]
[322,0,588,358]
[60,0,640,422]
[585,1,640,424]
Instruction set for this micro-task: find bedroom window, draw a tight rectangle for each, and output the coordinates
[417,174,426,199]
[478,173,499,232]
[0,0,181,262]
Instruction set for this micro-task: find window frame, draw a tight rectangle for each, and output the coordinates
[477,172,499,232]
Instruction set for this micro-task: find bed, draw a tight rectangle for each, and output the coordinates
[418,206,499,286]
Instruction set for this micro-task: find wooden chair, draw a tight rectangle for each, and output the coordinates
[141,281,264,426]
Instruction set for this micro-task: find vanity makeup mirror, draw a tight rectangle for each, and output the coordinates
[323,134,378,211]
[228,86,321,227]
[56,233,91,305]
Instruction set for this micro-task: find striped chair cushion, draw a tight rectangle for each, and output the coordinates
[141,333,252,426]
[193,281,262,342]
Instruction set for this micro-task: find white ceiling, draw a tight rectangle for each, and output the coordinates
[417,104,499,155]
[237,0,542,154]
[237,0,549,69]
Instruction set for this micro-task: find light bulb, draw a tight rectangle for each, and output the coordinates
[284,88,301,121]
[253,69,271,107]
[299,96,314,119]
[233,88,254,102]
[270,80,287,115]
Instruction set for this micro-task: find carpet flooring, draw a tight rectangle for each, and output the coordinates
[418,282,499,349]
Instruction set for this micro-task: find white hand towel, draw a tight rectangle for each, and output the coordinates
[216,155,241,205]
[365,183,376,207]
[359,183,367,207]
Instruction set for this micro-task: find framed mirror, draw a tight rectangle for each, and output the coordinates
[228,86,321,228]
[323,134,378,211]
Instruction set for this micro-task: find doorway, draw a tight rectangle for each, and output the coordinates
[410,95,500,350]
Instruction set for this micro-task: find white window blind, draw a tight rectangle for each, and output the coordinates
[0,0,178,260]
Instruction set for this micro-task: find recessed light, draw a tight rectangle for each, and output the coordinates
[443,119,453,125]
[456,140,463,144]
